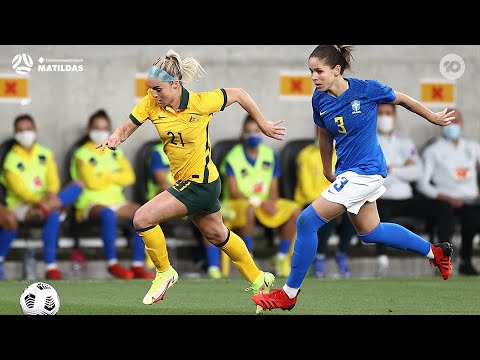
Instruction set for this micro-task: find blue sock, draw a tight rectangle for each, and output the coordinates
[57,183,83,207]
[359,222,431,256]
[0,229,18,258]
[132,232,145,262]
[242,236,253,253]
[42,211,60,265]
[287,205,328,289]
[99,208,117,261]
[278,238,291,255]
[205,244,220,267]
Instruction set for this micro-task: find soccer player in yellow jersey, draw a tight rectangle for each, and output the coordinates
[70,109,154,280]
[0,114,83,280]
[216,115,301,278]
[97,49,286,313]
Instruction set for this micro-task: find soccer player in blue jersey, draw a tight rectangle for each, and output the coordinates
[253,45,456,312]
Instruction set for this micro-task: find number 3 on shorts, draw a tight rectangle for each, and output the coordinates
[333,176,349,192]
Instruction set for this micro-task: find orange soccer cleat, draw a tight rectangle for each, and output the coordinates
[252,288,300,312]
[131,266,155,279]
[108,263,134,279]
[45,268,63,280]
[429,242,453,280]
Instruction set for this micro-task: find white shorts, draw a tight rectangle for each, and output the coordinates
[81,202,129,221]
[12,204,31,222]
[321,171,386,215]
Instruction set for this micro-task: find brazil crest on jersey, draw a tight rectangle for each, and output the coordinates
[312,78,396,178]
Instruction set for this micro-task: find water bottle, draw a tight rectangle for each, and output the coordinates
[23,248,37,280]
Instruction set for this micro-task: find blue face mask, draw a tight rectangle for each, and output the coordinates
[244,134,262,148]
[442,124,461,140]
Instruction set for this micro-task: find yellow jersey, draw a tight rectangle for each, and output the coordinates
[1,143,59,208]
[130,87,227,184]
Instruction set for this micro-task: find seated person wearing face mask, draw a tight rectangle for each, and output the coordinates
[69,109,154,280]
[204,114,301,278]
[416,108,480,275]
[375,104,453,276]
[0,114,83,280]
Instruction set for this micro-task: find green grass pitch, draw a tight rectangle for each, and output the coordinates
[2,276,480,315]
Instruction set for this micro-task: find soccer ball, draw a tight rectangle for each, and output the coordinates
[19,282,60,315]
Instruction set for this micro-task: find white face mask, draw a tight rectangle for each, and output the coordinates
[377,115,395,134]
[442,123,462,140]
[89,130,110,145]
[15,130,37,148]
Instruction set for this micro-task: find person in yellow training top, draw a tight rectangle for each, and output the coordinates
[294,128,356,278]
[97,49,285,313]
[214,114,301,279]
[70,109,154,280]
[0,114,83,280]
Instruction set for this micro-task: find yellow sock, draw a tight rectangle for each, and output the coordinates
[137,225,170,272]
[221,230,261,283]
[221,250,231,277]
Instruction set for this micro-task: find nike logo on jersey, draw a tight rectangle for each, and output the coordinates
[320,111,327,116]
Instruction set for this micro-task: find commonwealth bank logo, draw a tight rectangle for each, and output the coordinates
[12,54,33,75]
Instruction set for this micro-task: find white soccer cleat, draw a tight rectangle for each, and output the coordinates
[143,267,179,305]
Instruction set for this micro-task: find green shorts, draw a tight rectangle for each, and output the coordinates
[167,177,221,219]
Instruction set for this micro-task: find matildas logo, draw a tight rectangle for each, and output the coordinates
[351,100,361,114]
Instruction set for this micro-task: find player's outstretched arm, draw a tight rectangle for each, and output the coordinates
[224,88,286,141]
[96,118,139,151]
[393,91,455,127]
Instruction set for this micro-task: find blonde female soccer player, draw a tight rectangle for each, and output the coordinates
[97,49,285,312]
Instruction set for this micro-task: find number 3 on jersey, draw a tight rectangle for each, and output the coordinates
[333,176,349,192]
[335,116,347,134]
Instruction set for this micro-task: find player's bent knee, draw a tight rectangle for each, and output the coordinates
[133,209,149,230]
[358,223,382,244]
[296,205,327,236]
[202,226,229,246]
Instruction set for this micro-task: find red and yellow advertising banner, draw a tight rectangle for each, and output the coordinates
[0,74,29,103]
[279,71,314,101]
[420,79,455,108]
[135,74,149,102]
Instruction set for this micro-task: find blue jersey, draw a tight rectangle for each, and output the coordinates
[312,78,396,178]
